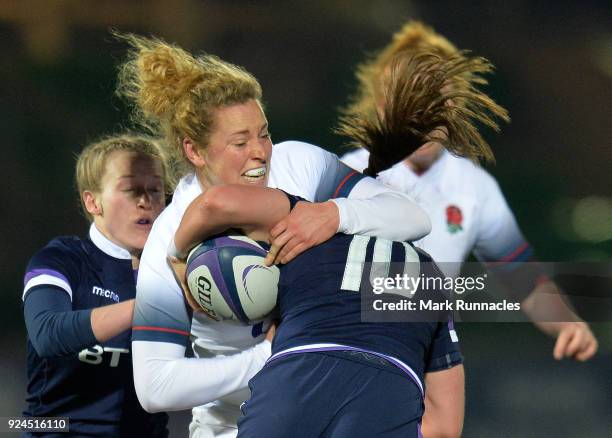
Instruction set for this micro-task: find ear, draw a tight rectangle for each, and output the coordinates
[83,190,102,216]
[183,137,206,168]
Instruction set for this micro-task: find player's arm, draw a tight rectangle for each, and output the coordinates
[423,307,464,438]
[521,281,598,361]
[23,288,134,357]
[23,245,135,358]
[171,185,291,258]
[473,173,598,361]
[265,141,431,264]
[132,340,271,412]
[421,365,465,438]
[132,248,273,412]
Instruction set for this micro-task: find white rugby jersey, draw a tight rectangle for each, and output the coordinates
[341,148,532,278]
[131,140,431,413]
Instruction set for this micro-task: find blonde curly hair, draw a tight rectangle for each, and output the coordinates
[115,32,262,172]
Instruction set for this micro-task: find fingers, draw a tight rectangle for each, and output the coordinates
[264,244,280,267]
[564,328,584,358]
[553,328,572,360]
[265,220,289,266]
[280,242,308,264]
[168,256,200,311]
[575,337,598,362]
[265,232,292,266]
[275,235,302,264]
[553,323,599,362]
[269,218,288,240]
[265,323,276,342]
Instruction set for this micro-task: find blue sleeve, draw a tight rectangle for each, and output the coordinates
[425,316,463,372]
[23,286,97,358]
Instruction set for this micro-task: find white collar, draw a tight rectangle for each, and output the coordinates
[89,223,132,260]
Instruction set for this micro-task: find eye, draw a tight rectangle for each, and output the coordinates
[260,132,271,139]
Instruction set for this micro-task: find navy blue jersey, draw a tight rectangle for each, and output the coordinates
[272,233,462,393]
[22,228,167,437]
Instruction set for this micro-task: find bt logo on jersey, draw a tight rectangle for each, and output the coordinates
[78,345,129,367]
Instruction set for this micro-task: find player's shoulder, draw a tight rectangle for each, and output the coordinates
[339,148,369,172]
[29,235,87,265]
[148,173,198,244]
[273,140,336,163]
[439,152,499,194]
[25,236,87,296]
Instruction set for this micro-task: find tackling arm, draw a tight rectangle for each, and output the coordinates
[172,185,291,257]
[132,340,271,412]
[265,141,431,264]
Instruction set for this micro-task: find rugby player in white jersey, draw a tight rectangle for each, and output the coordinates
[115,34,434,437]
[340,21,598,436]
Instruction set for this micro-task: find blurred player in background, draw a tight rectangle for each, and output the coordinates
[340,21,598,364]
[22,134,171,436]
[117,33,432,437]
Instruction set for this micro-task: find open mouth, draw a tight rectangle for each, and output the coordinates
[242,166,266,182]
[136,219,151,226]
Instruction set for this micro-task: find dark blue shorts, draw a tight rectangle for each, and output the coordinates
[237,351,423,438]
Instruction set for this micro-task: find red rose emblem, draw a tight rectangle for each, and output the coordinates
[446,205,463,233]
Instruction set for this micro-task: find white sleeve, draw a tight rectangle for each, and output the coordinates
[132,340,271,412]
[272,141,431,241]
[333,181,431,241]
[472,171,530,262]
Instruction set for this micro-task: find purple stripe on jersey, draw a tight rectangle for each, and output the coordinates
[269,345,424,396]
[215,237,267,256]
[133,269,138,283]
[447,314,454,331]
[418,422,423,438]
[24,268,69,287]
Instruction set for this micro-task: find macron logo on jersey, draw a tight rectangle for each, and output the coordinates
[92,286,120,303]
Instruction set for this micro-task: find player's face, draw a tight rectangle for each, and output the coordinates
[92,150,165,255]
[197,99,272,189]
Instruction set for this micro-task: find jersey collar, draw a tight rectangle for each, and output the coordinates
[89,223,132,260]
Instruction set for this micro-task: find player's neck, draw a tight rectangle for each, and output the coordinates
[404,146,444,175]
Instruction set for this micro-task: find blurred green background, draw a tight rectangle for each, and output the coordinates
[1,1,611,436]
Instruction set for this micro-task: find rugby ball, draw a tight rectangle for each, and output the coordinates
[185,233,279,324]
